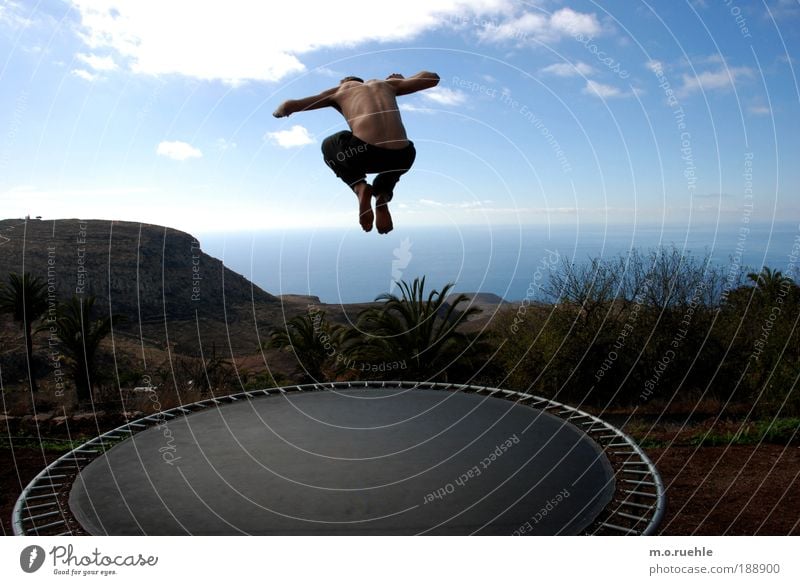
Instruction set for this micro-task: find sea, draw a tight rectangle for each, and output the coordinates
[196,222,800,304]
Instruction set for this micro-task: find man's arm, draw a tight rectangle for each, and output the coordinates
[273,86,339,118]
[385,71,440,96]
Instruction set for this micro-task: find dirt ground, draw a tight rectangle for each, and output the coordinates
[646,444,800,535]
[3,442,798,536]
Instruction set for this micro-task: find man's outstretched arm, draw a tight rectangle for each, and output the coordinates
[273,86,339,118]
[385,71,440,96]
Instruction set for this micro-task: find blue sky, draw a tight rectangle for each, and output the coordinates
[1,0,798,233]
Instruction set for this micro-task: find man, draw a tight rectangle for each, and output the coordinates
[273,71,440,234]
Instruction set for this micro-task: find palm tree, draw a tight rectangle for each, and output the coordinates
[265,309,349,382]
[50,295,120,402]
[747,266,793,300]
[354,277,482,381]
[0,272,48,392]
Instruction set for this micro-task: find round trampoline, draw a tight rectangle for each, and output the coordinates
[13,382,664,536]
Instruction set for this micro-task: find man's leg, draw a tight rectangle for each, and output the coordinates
[321,132,374,232]
[371,144,416,234]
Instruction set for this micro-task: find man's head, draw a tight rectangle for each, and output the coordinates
[340,76,364,84]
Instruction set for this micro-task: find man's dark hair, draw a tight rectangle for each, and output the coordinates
[340,76,364,84]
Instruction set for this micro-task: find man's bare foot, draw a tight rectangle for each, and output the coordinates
[375,194,393,234]
[353,182,374,232]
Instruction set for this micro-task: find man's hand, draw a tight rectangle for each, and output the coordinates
[272,100,293,118]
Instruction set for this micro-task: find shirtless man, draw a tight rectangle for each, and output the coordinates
[273,71,440,234]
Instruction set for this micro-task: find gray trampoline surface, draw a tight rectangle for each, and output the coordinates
[69,388,615,535]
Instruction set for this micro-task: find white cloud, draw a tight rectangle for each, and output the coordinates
[76,52,117,71]
[0,2,34,29]
[68,0,521,85]
[583,80,627,98]
[540,61,594,77]
[156,140,203,161]
[748,105,771,116]
[418,198,488,209]
[215,138,237,151]
[421,87,467,106]
[265,125,315,148]
[679,66,753,96]
[645,59,663,74]
[399,103,436,114]
[477,7,604,44]
[71,68,97,81]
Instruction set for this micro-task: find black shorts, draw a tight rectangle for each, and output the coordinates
[321,131,416,200]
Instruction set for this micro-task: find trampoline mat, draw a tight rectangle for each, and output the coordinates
[69,388,615,535]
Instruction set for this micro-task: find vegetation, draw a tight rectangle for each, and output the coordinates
[491,246,800,417]
[0,272,48,392]
[47,295,122,403]
[1,248,798,425]
[352,277,485,381]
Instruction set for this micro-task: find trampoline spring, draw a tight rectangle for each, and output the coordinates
[128,423,147,429]
[621,461,649,466]
[29,484,63,490]
[623,479,657,487]
[610,450,638,456]
[37,474,68,480]
[21,502,61,512]
[31,519,66,532]
[622,489,658,498]
[599,521,640,535]
[597,434,620,440]
[73,449,99,454]
[612,511,650,523]
[19,494,60,502]
[56,531,74,536]
[616,500,656,511]
[22,510,62,522]
[620,469,651,476]
[605,442,630,448]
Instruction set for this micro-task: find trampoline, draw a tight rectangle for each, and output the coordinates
[13,382,664,536]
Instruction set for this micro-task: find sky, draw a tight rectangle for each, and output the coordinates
[0,0,799,233]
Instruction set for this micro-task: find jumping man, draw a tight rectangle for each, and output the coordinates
[273,71,440,234]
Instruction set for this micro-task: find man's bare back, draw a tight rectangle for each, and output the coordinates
[273,71,440,234]
[334,79,409,149]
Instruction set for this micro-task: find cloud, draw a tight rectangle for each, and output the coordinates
[540,61,594,77]
[0,1,35,29]
[215,138,237,151]
[68,0,522,84]
[76,52,117,71]
[645,59,663,74]
[265,125,315,148]
[678,66,753,96]
[70,68,97,81]
[421,87,467,106]
[156,140,203,160]
[399,103,436,114]
[418,198,488,209]
[477,7,604,44]
[583,80,627,98]
[748,104,771,116]
[767,0,800,20]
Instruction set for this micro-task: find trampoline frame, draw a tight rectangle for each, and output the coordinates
[12,381,665,536]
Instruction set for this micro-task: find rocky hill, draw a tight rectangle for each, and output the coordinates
[0,218,288,355]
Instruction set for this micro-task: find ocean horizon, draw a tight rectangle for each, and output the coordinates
[197,222,800,304]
